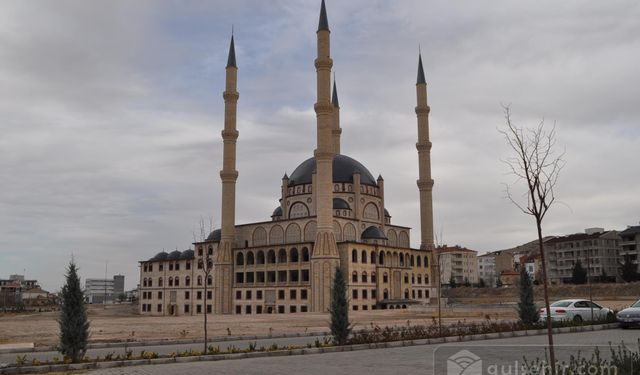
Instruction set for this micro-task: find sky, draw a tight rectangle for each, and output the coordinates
[1,1,639,292]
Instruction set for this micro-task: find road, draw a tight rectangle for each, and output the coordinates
[86,329,639,375]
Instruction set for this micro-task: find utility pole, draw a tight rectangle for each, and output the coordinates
[104,260,108,308]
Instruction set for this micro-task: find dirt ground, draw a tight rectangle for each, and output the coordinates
[0,304,519,347]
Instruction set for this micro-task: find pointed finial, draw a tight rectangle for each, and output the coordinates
[318,0,329,32]
[226,33,237,68]
[416,51,426,85]
[332,76,340,108]
[282,173,289,180]
[377,174,384,181]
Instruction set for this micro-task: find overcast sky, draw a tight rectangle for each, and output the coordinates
[1,1,639,292]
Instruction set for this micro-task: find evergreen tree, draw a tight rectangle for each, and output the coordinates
[621,254,639,282]
[329,266,351,345]
[571,260,587,284]
[449,276,457,288]
[518,267,539,324]
[58,259,89,362]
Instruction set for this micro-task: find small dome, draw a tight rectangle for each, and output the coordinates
[207,229,221,242]
[384,208,391,217]
[149,251,168,262]
[180,249,195,259]
[361,226,388,240]
[333,198,351,210]
[289,154,377,186]
[168,250,182,260]
[272,206,283,217]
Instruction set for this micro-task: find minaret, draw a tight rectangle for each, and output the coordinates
[311,0,340,313]
[415,52,435,250]
[214,34,239,314]
[331,78,342,154]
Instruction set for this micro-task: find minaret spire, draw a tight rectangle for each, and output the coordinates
[214,33,240,314]
[414,51,434,250]
[311,0,339,313]
[331,75,342,154]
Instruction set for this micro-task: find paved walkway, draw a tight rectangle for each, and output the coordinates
[89,329,640,375]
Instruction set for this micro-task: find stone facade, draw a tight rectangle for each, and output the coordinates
[138,1,436,315]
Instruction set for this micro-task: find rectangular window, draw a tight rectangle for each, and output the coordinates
[352,289,358,299]
[207,291,212,300]
[158,291,162,299]
[301,289,308,300]
[278,270,287,283]
[184,304,190,313]
[236,305,242,314]
[267,271,276,283]
[363,305,368,310]
[278,290,285,300]
[372,290,377,299]
[301,306,308,312]
[245,305,252,314]
[186,262,191,270]
[197,304,202,314]
[278,305,285,314]
[290,289,297,300]
[302,269,310,282]
[159,264,164,271]
[257,290,263,300]
[157,304,162,312]
[246,290,252,300]
[257,272,265,283]
[175,263,180,271]
[352,305,358,311]
[197,291,202,300]
[236,272,244,283]
[289,270,299,282]
[185,291,190,299]
[236,290,242,299]
[207,304,212,313]
[246,272,255,283]
[169,263,174,271]
[362,289,368,299]
[418,290,422,298]
[290,305,297,313]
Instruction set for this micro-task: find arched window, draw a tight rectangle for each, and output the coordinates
[197,276,202,286]
[343,223,356,241]
[400,253,404,266]
[383,289,389,299]
[148,279,152,287]
[352,271,358,283]
[370,251,376,264]
[302,247,310,262]
[143,278,147,287]
[290,248,299,263]
[207,259,213,269]
[285,223,302,243]
[412,274,415,284]
[404,289,410,299]
[207,275,213,286]
[304,221,316,242]
[371,272,377,283]
[387,229,397,247]
[269,225,284,245]
[410,255,415,267]
[404,273,409,283]
[278,249,287,263]
[175,277,180,287]
[267,250,276,264]
[362,271,368,283]
[252,226,267,246]
[208,246,213,256]
[424,275,429,284]
[158,277,163,287]
[246,251,255,265]
[379,252,385,265]
[236,252,244,266]
[383,273,388,283]
[392,252,398,266]
[257,250,265,264]
[417,275,422,284]
[361,250,367,264]
[352,249,358,263]
[185,276,191,286]
[417,256,422,267]
[363,202,379,220]
[289,202,310,218]
[386,251,392,266]
[424,256,429,267]
[398,231,410,248]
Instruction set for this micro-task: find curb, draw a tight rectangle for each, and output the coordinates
[0,323,619,374]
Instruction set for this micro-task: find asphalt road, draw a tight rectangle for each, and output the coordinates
[86,328,640,375]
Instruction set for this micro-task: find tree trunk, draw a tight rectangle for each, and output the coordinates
[537,221,556,375]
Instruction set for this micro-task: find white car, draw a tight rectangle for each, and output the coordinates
[539,299,614,323]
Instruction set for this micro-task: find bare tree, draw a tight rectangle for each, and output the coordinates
[193,216,214,354]
[500,105,564,375]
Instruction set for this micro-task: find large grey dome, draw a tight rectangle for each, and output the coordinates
[288,154,377,186]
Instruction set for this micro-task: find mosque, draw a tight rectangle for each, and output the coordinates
[138,0,436,315]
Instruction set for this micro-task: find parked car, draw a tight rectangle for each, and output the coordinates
[539,299,614,323]
[617,298,640,328]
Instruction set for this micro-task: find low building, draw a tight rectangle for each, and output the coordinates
[499,270,520,287]
[477,250,513,287]
[619,224,640,266]
[0,280,22,310]
[545,228,620,284]
[439,246,478,286]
